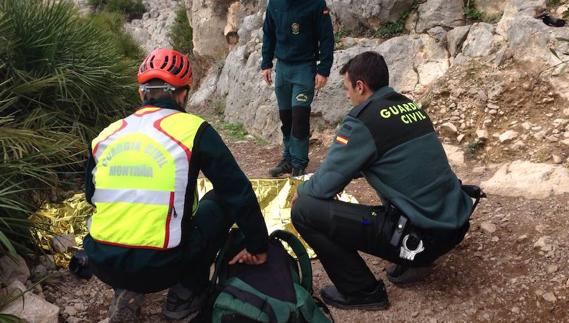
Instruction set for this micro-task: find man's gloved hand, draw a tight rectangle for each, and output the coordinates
[229,249,268,265]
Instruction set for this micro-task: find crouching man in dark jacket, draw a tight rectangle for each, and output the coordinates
[291,51,479,310]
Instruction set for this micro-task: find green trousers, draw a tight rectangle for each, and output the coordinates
[275,60,315,169]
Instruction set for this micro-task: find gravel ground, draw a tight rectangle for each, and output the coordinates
[44,121,569,323]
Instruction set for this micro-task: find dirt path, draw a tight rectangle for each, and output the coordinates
[44,121,569,323]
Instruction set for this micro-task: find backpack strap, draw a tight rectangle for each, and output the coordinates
[223,285,278,323]
[212,228,242,286]
[269,230,313,293]
[461,184,486,214]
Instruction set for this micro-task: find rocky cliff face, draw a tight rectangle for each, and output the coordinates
[125,0,182,54]
[70,0,569,168]
[186,0,569,170]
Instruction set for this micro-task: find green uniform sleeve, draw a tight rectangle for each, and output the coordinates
[316,0,334,77]
[261,4,276,70]
[297,116,377,198]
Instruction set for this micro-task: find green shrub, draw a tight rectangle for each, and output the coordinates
[169,5,193,55]
[546,0,561,6]
[377,20,406,39]
[89,11,144,62]
[0,0,140,255]
[89,0,145,21]
[464,0,485,22]
[223,122,248,140]
[375,1,418,39]
[465,140,486,159]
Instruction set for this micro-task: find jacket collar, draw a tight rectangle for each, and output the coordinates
[142,98,185,112]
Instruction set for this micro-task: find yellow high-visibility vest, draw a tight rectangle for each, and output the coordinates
[88,106,205,250]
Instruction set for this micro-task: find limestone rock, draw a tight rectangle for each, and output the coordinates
[238,13,263,45]
[427,26,447,43]
[217,45,281,142]
[480,221,497,234]
[416,0,465,33]
[187,66,222,109]
[462,23,497,58]
[124,0,181,54]
[476,129,489,140]
[1,280,59,323]
[443,144,465,168]
[476,0,507,17]
[189,0,228,59]
[447,25,471,57]
[0,254,30,285]
[546,265,559,274]
[378,34,450,92]
[534,236,553,252]
[498,130,518,143]
[440,122,458,136]
[481,161,569,198]
[543,292,557,303]
[329,0,415,30]
[500,0,546,21]
[51,234,76,253]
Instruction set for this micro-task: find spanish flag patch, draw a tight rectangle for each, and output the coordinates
[335,135,349,145]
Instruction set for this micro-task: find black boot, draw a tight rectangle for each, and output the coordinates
[320,281,389,310]
[291,167,305,177]
[162,283,206,320]
[386,263,433,285]
[269,159,292,177]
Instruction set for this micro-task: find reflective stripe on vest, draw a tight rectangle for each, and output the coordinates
[89,107,205,250]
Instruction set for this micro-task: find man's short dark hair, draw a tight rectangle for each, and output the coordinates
[339,51,389,91]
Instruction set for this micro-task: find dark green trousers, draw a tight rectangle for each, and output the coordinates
[275,60,315,169]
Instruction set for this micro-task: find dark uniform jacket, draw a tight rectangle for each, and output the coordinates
[298,87,473,230]
[261,0,334,76]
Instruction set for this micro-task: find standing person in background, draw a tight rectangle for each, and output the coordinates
[84,48,268,322]
[261,0,334,177]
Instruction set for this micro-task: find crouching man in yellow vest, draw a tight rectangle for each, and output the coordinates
[83,48,268,322]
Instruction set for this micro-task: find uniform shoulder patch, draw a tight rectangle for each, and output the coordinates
[322,7,330,15]
[335,122,352,145]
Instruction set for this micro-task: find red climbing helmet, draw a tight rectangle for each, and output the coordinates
[137,48,192,87]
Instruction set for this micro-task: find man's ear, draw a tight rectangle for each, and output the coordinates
[176,88,189,107]
[138,89,145,102]
[356,80,365,94]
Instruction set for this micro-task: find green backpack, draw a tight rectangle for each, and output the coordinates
[210,229,333,323]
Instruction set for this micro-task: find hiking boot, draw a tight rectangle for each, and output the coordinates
[269,159,292,177]
[320,281,389,310]
[108,289,144,323]
[291,167,305,177]
[163,283,206,320]
[386,264,433,285]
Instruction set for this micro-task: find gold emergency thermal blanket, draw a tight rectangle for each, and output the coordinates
[31,177,358,266]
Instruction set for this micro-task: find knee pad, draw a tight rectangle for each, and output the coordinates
[292,107,310,138]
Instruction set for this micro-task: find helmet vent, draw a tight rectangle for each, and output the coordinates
[168,55,179,74]
[160,56,169,69]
